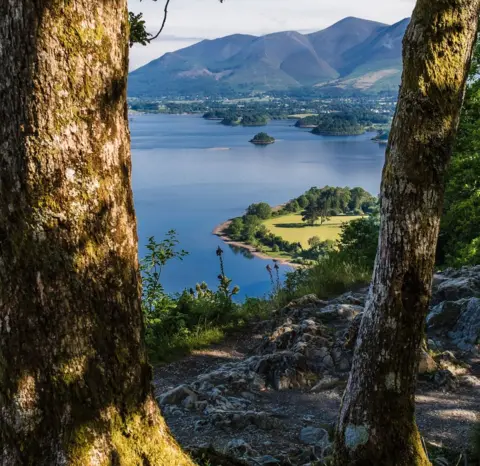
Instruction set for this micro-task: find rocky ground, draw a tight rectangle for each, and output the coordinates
[154,267,480,465]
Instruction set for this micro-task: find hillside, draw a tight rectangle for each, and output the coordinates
[129,16,409,97]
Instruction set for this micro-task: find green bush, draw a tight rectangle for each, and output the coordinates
[285,252,371,300]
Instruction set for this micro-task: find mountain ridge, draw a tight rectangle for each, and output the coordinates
[128,16,409,97]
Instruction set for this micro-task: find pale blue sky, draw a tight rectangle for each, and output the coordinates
[128,0,416,70]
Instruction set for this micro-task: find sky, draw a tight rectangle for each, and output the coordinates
[128,0,416,70]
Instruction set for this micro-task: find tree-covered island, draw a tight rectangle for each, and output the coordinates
[221,114,269,126]
[250,132,275,144]
[296,109,391,136]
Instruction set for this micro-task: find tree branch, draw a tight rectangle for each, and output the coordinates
[149,0,224,42]
[149,0,171,42]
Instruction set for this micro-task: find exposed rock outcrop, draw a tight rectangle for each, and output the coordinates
[158,266,480,465]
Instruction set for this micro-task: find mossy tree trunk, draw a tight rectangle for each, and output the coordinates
[0,1,193,464]
[333,2,480,465]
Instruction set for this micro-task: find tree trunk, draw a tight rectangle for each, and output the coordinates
[0,1,193,464]
[333,2,480,465]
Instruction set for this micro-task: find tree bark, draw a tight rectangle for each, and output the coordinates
[0,1,193,464]
[333,2,480,465]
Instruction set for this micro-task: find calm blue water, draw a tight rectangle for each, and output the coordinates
[131,114,386,299]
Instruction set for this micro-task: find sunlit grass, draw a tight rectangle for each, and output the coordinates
[262,214,364,248]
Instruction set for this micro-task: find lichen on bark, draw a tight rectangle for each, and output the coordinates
[0,1,194,464]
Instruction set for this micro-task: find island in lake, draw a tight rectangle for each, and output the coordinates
[372,129,390,144]
[220,114,269,127]
[250,132,275,145]
[295,110,391,136]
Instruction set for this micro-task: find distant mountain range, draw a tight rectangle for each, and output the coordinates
[128,17,409,97]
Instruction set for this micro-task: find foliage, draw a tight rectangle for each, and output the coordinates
[337,216,380,266]
[141,232,243,361]
[141,232,188,315]
[241,114,268,126]
[275,214,379,300]
[246,202,272,220]
[438,37,480,266]
[226,186,376,263]
[372,129,390,142]
[282,186,376,218]
[250,132,275,143]
[296,109,390,129]
[128,12,150,47]
[203,110,228,119]
[284,253,371,300]
[298,186,375,226]
[302,202,324,226]
[221,116,241,126]
[140,232,275,362]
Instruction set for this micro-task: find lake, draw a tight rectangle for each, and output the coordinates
[131,114,386,299]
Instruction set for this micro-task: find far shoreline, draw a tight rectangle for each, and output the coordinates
[212,211,302,269]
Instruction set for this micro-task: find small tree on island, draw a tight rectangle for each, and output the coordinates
[250,132,275,144]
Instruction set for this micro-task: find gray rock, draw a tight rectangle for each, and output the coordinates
[250,455,281,464]
[418,350,437,374]
[158,385,197,406]
[458,375,480,388]
[447,297,480,352]
[433,458,449,466]
[427,339,442,351]
[432,270,480,304]
[433,351,469,375]
[427,300,465,330]
[311,375,342,392]
[226,438,255,456]
[318,304,364,322]
[299,426,329,447]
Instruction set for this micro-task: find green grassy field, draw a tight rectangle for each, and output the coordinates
[262,214,364,248]
[287,113,316,119]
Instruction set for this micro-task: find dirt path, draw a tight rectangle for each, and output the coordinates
[154,331,479,459]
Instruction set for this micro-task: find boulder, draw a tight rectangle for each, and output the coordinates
[434,351,469,375]
[299,427,330,447]
[311,375,342,392]
[226,439,256,457]
[427,300,465,331]
[447,297,480,352]
[317,304,364,323]
[249,455,281,465]
[427,295,480,353]
[432,267,480,304]
[158,385,197,406]
[418,350,437,374]
[458,375,480,388]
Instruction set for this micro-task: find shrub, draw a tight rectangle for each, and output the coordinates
[141,234,241,362]
[246,202,272,220]
[285,252,371,300]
